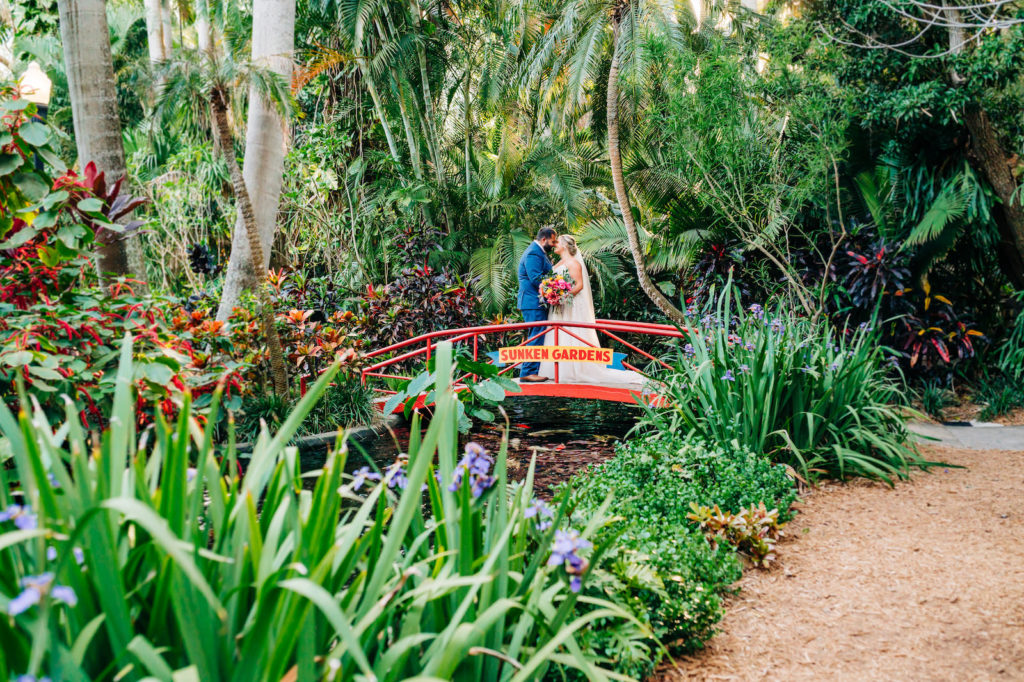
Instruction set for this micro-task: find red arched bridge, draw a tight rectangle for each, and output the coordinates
[345,319,686,412]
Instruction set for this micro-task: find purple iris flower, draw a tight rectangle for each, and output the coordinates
[744,341,755,351]
[47,472,60,489]
[0,504,37,530]
[738,364,750,374]
[8,573,77,616]
[683,343,695,357]
[722,370,735,382]
[449,443,496,498]
[548,530,591,593]
[186,468,198,483]
[46,546,85,566]
[384,463,409,490]
[15,675,52,682]
[830,361,840,371]
[749,303,764,320]
[524,498,554,531]
[351,466,382,491]
[770,319,785,333]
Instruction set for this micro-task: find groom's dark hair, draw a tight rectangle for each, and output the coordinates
[536,226,556,241]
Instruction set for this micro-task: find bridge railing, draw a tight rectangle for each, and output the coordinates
[351,319,687,399]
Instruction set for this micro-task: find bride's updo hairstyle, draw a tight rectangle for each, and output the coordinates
[559,235,578,256]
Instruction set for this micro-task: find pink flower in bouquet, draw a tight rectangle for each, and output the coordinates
[539,273,576,308]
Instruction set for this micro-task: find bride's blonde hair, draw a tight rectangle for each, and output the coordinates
[559,235,578,256]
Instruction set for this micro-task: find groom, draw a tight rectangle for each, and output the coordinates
[517,226,557,382]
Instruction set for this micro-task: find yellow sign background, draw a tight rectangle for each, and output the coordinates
[498,346,614,365]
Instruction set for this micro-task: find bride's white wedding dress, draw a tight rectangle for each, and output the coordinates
[538,257,648,390]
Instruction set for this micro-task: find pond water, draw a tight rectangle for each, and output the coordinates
[300,397,645,494]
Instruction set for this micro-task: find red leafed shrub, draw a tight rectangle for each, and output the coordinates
[0,96,242,427]
[170,303,364,389]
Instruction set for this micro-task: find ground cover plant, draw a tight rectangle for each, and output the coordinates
[555,433,798,678]
[646,285,928,483]
[0,341,642,680]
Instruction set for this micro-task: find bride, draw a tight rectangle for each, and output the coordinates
[538,235,647,389]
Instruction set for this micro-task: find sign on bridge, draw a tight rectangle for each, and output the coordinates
[498,346,615,365]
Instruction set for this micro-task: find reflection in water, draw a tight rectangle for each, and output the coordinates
[299,397,644,493]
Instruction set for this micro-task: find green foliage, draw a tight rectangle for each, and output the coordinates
[0,340,639,681]
[234,376,375,442]
[645,284,929,483]
[558,433,796,676]
[919,380,955,421]
[0,100,242,427]
[976,375,1024,421]
[384,347,521,432]
[997,292,1024,382]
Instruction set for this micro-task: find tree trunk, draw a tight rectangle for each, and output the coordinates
[216,0,295,320]
[941,2,1024,287]
[606,21,686,324]
[964,107,1024,288]
[195,0,213,55]
[160,0,173,56]
[57,0,146,281]
[211,87,289,395]
[144,0,166,63]
[464,63,471,207]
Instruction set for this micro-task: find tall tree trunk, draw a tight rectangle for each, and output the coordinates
[606,21,686,324]
[464,63,471,207]
[160,0,173,56]
[144,0,166,63]
[216,0,295,320]
[211,87,289,395]
[964,108,1024,288]
[942,3,1024,287]
[195,0,213,55]
[57,0,145,281]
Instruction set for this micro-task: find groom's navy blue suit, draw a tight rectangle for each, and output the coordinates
[517,241,553,378]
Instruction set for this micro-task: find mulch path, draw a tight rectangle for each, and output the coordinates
[657,443,1024,681]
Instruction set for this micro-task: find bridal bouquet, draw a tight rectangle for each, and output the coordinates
[539,272,576,308]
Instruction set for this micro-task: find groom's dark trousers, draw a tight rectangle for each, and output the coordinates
[517,241,552,378]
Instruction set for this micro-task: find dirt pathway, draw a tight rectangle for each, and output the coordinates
[660,443,1024,681]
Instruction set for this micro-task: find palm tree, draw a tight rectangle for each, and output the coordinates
[216,0,296,322]
[527,0,691,323]
[159,13,295,396]
[56,0,145,280]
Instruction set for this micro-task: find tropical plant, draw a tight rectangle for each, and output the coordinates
[0,100,243,426]
[54,0,142,278]
[157,31,296,395]
[560,432,796,674]
[687,502,784,568]
[383,346,521,432]
[525,0,699,323]
[997,291,1024,382]
[644,283,930,482]
[0,339,641,681]
[215,0,295,321]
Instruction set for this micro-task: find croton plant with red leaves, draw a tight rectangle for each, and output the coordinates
[0,95,244,428]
